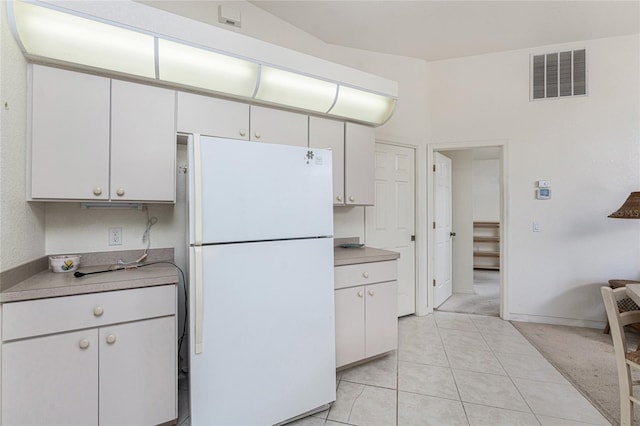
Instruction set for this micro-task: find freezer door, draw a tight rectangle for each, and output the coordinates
[188,135,333,244]
[188,238,336,425]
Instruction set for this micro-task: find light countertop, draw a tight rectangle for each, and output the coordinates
[334,246,400,266]
[1,263,179,303]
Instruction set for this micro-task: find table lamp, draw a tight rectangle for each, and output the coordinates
[609,192,640,218]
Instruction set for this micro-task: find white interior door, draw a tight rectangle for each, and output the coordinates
[434,152,453,308]
[365,143,416,316]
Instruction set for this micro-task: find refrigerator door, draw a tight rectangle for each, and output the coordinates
[188,135,333,245]
[189,238,336,425]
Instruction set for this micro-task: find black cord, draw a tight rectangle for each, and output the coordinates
[139,261,188,358]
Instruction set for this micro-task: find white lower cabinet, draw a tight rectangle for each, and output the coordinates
[1,286,177,426]
[334,261,398,368]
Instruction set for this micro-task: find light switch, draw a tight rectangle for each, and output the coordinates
[533,221,542,232]
[537,180,551,188]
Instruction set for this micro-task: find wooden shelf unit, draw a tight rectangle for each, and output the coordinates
[473,222,500,270]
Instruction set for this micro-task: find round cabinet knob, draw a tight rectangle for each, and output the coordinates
[368,289,375,296]
[349,196,355,202]
[79,339,90,350]
[357,290,364,298]
[336,195,343,202]
[362,272,369,279]
[116,188,125,197]
[106,334,117,345]
[93,306,104,317]
[254,132,261,139]
[93,187,102,196]
[239,129,246,137]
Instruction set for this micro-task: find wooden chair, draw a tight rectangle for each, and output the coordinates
[602,286,640,426]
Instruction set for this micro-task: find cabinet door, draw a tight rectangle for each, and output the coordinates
[334,286,365,368]
[111,80,176,202]
[344,122,375,205]
[365,281,398,358]
[250,105,308,146]
[30,65,110,200]
[177,92,249,140]
[2,329,99,426]
[99,316,176,426]
[309,117,345,205]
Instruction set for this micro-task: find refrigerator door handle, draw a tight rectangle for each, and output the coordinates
[193,134,203,245]
[194,246,204,354]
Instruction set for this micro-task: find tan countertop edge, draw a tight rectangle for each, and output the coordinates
[334,246,400,266]
[1,264,178,303]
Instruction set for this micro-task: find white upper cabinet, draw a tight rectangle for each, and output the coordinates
[250,105,308,146]
[28,65,176,202]
[176,92,249,140]
[309,117,345,205]
[30,65,111,200]
[110,80,176,202]
[345,122,375,206]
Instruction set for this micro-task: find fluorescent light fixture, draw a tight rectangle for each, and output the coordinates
[12,1,156,78]
[254,66,337,113]
[158,39,259,98]
[329,86,396,125]
[9,0,398,125]
[81,202,144,210]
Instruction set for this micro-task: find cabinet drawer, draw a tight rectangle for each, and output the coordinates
[334,261,397,290]
[2,285,176,341]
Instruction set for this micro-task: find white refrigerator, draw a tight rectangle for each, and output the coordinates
[187,135,336,425]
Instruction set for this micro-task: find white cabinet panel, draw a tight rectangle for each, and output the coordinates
[30,64,110,200]
[1,285,177,425]
[334,260,397,369]
[111,80,176,202]
[334,286,365,367]
[345,123,375,205]
[309,117,344,205]
[2,329,99,426]
[177,92,249,140]
[365,281,398,357]
[250,105,308,146]
[99,317,176,426]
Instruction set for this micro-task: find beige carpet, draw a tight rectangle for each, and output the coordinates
[513,321,640,426]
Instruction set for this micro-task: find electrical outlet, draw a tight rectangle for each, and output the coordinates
[109,227,122,246]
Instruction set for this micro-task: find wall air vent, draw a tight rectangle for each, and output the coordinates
[531,49,586,100]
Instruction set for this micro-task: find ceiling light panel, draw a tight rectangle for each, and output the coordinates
[254,66,337,113]
[329,86,396,125]
[12,1,156,78]
[158,39,259,98]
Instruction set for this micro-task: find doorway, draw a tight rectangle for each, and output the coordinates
[429,143,506,318]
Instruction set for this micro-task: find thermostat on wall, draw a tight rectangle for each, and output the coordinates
[536,188,551,200]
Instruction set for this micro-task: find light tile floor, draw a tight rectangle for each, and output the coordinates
[438,271,500,316]
[179,311,611,426]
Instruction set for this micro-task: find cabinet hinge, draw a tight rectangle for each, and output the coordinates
[433,222,436,229]
[433,279,436,287]
[410,235,415,242]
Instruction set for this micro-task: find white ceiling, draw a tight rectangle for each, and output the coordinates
[248,1,640,61]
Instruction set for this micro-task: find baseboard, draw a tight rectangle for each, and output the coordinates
[506,313,606,329]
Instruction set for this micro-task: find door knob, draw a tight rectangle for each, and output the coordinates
[106,334,117,345]
[450,232,456,237]
[357,290,364,298]
[93,187,102,196]
[93,306,104,317]
[254,132,261,139]
[368,289,375,296]
[79,339,90,350]
[239,129,246,137]
[336,195,343,202]
[116,188,125,197]
[362,272,369,278]
[349,196,355,202]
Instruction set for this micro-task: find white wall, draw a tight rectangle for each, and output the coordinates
[473,159,500,222]
[428,34,640,326]
[0,1,46,272]
[447,150,474,294]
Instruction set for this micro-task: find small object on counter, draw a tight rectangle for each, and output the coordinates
[339,243,365,248]
[49,255,81,273]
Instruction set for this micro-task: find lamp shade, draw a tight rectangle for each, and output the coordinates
[608,192,640,218]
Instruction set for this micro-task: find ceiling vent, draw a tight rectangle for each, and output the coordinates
[531,49,586,100]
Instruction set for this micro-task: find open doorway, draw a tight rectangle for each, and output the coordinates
[431,145,504,317]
